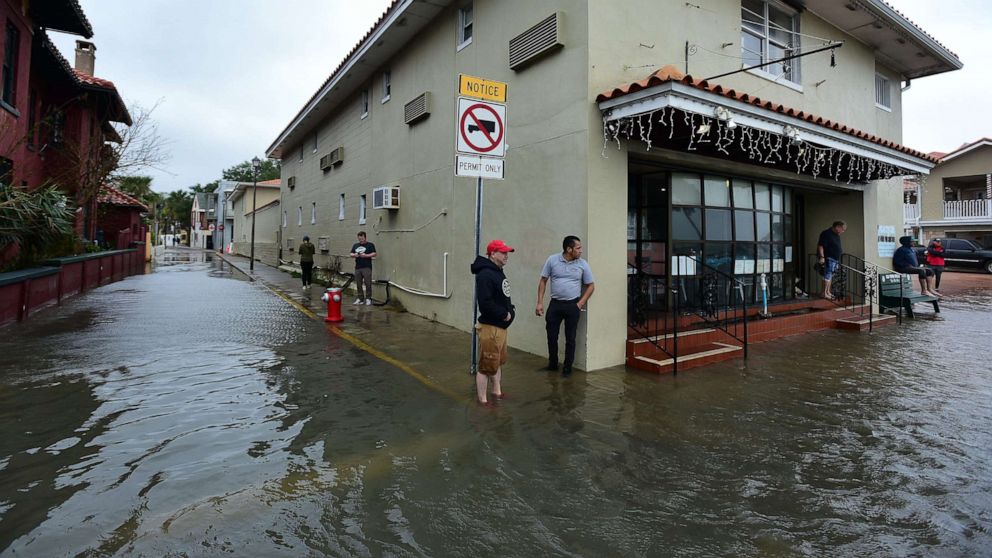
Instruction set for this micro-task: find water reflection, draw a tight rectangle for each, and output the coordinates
[0,253,990,556]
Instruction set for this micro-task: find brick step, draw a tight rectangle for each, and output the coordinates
[628,342,743,374]
[834,313,897,331]
[626,327,719,357]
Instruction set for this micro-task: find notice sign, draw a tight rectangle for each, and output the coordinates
[459,74,506,103]
[877,225,896,258]
[457,98,506,157]
[456,155,504,180]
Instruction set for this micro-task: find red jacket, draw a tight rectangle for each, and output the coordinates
[925,244,945,266]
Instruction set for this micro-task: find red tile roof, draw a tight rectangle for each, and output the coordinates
[596,65,938,163]
[98,185,148,211]
[258,179,281,186]
[73,69,118,90]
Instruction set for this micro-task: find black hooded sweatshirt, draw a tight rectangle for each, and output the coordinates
[471,255,515,329]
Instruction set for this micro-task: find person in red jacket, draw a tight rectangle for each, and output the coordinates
[925,238,946,292]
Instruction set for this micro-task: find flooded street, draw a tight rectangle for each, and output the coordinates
[1,250,991,556]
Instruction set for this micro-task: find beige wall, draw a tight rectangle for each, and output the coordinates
[921,145,992,221]
[231,191,280,246]
[279,0,594,366]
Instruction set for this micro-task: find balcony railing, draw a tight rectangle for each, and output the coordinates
[944,199,992,220]
[903,204,919,223]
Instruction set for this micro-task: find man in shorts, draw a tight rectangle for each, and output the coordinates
[816,220,846,300]
[470,239,516,405]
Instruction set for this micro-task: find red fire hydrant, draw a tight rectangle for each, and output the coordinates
[321,287,344,322]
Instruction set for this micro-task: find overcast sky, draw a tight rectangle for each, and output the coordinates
[49,0,989,194]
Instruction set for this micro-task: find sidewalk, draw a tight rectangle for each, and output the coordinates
[214,251,551,400]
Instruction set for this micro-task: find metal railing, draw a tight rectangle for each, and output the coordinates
[627,266,681,373]
[805,253,876,329]
[672,255,749,358]
[844,254,906,324]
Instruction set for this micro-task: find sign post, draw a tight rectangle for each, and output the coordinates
[458,74,507,375]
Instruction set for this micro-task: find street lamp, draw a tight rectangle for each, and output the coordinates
[249,156,260,271]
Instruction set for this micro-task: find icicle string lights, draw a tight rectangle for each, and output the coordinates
[601,106,911,183]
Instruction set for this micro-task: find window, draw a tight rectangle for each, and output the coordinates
[297,206,302,226]
[361,89,369,118]
[381,70,391,103]
[282,210,287,227]
[741,0,800,85]
[312,131,318,153]
[339,194,345,220]
[298,144,304,162]
[359,194,367,224]
[2,21,19,108]
[458,3,474,49]
[311,202,317,224]
[875,73,891,110]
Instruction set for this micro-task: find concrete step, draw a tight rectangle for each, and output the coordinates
[834,313,897,331]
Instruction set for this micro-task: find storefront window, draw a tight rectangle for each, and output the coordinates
[705,209,732,241]
[755,182,771,211]
[672,207,702,240]
[704,176,730,207]
[732,179,753,208]
[672,173,701,205]
[734,210,755,241]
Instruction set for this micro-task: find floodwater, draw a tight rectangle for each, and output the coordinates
[1,251,991,556]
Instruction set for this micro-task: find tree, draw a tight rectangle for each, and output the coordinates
[161,189,193,231]
[115,175,154,199]
[222,158,281,182]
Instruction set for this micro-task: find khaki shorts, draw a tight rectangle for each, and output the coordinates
[476,323,508,376]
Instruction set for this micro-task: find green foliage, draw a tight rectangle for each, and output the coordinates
[222,158,281,182]
[0,183,76,267]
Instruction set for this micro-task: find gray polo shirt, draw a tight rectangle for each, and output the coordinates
[541,253,595,300]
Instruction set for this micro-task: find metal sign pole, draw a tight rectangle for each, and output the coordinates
[470,176,484,374]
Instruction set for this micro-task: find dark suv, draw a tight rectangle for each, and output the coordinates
[914,238,992,274]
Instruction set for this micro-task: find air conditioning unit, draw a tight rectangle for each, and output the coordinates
[372,185,400,210]
[288,176,296,189]
[319,147,344,170]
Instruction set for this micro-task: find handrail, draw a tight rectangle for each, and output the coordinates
[807,253,876,330]
[844,253,904,324]
[627,265,681,373]
[674,255,749,358]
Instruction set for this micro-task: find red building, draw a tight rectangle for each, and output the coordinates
[1,0,131,248]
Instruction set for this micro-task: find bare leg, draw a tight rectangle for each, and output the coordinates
[476,372,490,404]
[491,368,502,398]
[823,279,834,299]
[925,276,940,296]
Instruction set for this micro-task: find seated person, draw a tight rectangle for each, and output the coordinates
[893,236,940,297]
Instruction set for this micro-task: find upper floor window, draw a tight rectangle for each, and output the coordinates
[2,21,20,108]
[458,3,474,49]
[282,209,287,227]
[361,88,369,118]
[339,194,346,220]
[359,194,367,225]
[311,202,317,224]
[297,206,302,226]
[312,131,318,153]
[741,0,800,85]
[382,70,391,103]
[298,144,304,162]
[874,73,891,110]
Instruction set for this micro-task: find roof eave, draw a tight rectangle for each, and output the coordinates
[865,0,963,77]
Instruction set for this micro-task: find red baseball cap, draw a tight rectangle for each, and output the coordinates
[486,239,515,255]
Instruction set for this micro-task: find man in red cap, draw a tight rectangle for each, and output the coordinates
[470,239,516,405]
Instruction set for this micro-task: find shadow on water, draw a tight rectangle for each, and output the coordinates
[0,255,990,556]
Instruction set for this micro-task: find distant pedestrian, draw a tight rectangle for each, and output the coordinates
[298,236,315,290]
[471,239,516,405]
[350,231,377,305]
[535,235,595,377]
[925,238,946,292]
[816,220,846,300]
[894,236,939,297]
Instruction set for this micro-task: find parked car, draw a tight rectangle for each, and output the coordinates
[913,238,992,273]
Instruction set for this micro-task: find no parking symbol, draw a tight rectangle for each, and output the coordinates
[457,98,506,157]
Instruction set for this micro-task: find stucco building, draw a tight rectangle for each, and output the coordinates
[228,179,281,265]
[266,0,960,371]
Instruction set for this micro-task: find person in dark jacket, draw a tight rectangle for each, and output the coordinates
[298,236,316,290]
[470,239,516,405]
[925,238,946,292]
[816,220,846,300]
[893,236,939,297]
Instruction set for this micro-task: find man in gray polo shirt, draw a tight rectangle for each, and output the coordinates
[535,235,595,376]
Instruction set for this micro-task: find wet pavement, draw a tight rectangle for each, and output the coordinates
[1,247,990,556]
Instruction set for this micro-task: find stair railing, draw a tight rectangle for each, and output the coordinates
[672,255,748,359]
[842,254,905,324]
[627,265,681,373]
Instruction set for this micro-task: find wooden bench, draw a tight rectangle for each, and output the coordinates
[878,273,939,318]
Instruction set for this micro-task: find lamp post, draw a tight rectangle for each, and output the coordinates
[249,156,260,271]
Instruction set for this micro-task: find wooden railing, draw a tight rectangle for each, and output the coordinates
[944,199,992,219]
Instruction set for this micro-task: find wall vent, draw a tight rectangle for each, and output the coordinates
[508,12,564,71]
[287,176,296,189]
[404,92,431,125]
[372,185,400,210]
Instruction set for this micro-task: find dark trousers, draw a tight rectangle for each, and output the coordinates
[301,262,313,286]
[546,298,580,369]
[930,265,944,289]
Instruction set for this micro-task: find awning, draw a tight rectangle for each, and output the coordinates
[597,66,937,181]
